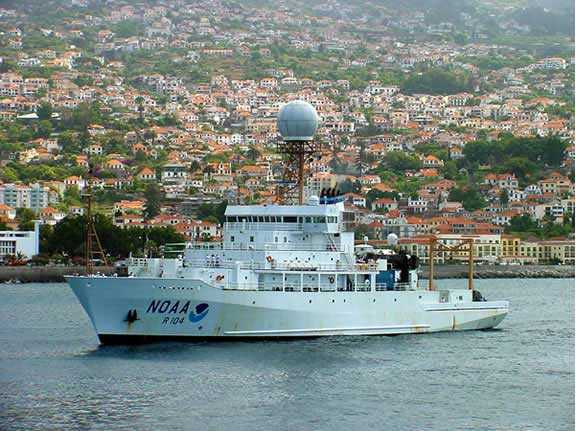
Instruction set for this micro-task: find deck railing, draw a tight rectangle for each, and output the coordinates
[375,282,413,291]
[221,283,376,292]
[181,242,344,252]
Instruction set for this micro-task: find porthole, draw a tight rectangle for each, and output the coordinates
[309,300,312,304]
[394,298,397,302]
[343,299,346,303]
[252,301,256,305]
[332,299,335,303]
[418,295,422,299]
[373,299,376,303]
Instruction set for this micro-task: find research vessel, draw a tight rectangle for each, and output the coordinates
[66,101,508,344]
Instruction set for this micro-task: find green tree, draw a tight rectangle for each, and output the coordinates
[144,183,163,219]
[36,120,53,138]
[37,102,53,121]
[401,69,472,95]
[382,151,420,172]
[448,187,486,211]
[16,208,36,230]
[246,145,261,161]
[197,200,227,224]
[506,215,539,235]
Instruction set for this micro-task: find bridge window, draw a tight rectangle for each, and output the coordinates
[284,216,297,223]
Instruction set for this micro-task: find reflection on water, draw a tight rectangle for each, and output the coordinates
[0,279,574,431]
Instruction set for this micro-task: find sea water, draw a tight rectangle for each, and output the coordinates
[0,279,573,431]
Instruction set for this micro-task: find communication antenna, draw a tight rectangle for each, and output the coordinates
[83,156,108,274]
[276,101,321,204]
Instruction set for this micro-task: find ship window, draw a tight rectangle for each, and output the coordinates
[305,217,311,223]
[230,236,235,242]
[258,216,264,222]
[275,237,278,243]
[284,237,287,243]
[284,216,297,223]
[239,216,247,222]
[264,216,270,222]
[250,236,254,242]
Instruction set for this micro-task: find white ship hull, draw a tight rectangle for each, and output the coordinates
[67,276,509,344]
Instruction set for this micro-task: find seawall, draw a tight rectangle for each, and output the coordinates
[0,266,115,283]
[0,264,573,283]
[420,264,574,279]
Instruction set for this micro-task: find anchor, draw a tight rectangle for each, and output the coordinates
[124,309,139,324]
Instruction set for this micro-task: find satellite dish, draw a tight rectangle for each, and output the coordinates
[387,233,399,246]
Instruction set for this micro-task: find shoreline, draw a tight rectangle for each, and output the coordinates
[0,264,573,284]
[419,264,574,280]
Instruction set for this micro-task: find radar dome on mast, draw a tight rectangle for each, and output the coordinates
[277,100,319,141]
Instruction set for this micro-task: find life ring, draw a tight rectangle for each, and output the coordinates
[328,276,335,284]
[266,256,274,263]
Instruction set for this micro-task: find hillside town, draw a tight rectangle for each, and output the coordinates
[0,0,574,266]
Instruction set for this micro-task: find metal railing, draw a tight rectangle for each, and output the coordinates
[375,282,413,291]
[183,242,345,252]
[220,283,375,292]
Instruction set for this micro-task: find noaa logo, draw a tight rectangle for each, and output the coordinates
[146,300,210,324]
[189,303,209,323]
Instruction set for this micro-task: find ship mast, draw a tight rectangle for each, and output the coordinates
[276,101,320,204]
[83,160,108,274]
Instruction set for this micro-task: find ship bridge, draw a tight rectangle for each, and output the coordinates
[222,200,354,253]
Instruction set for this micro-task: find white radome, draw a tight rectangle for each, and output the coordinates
[387,233,399,246]
[277,100,319,141]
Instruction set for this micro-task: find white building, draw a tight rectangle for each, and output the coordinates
[0,183,50,211]
[0,222,40,260]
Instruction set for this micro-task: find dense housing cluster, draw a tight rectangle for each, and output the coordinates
[0,0,573,264]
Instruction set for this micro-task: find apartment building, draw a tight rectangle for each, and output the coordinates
[0,183,50,211]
